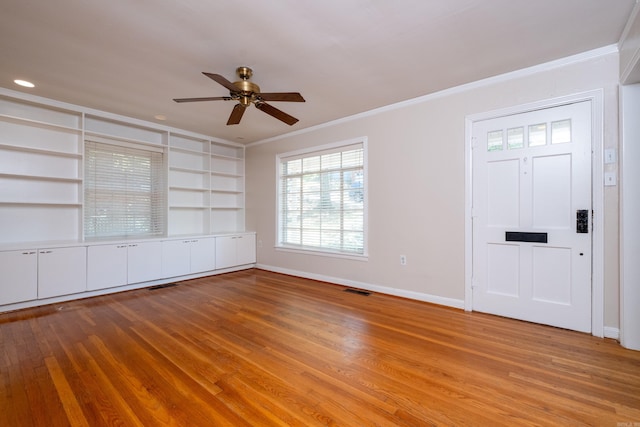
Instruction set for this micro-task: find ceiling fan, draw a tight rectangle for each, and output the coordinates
[173,66,305,126]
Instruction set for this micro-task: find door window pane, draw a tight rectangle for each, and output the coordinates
[529,123,547,147]
[507,127,524,150]
[487,130,503,151]
[551,119,571,144]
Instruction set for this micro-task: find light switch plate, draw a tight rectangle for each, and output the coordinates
[604,172,617,186]
[604,148,617,164]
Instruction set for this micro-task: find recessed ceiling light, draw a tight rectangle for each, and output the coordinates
[154,114,167,121]
[14,79,35,88]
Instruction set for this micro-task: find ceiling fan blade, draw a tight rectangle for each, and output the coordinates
[255,102,299,125]
[227,104,246,125]
[203,72,239,93]
[173,96,232,103]
[258,92,305,102]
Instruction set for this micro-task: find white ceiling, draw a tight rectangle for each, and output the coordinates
[0,0,635,144]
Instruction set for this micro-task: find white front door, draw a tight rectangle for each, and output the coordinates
[472,101,592,332]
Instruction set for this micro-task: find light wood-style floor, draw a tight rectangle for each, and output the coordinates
[1,269,639,426]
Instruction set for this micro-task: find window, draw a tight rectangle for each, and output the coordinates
[84,139,166,239]
[277,139,366,256]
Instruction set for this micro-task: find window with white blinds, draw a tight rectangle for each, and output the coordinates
[84,139,166,239]
[277,139,366,256]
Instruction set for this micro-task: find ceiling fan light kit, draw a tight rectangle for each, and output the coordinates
[174,67,305,126]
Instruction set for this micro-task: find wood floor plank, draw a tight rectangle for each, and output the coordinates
[1,268,639,426]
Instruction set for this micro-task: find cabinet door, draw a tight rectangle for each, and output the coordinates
[128,241,162,284]
[236,234,256,265]
[38,246,87,299]
[215,236,237,269]
[87,244,128,290]
[162,240,191,278]
[190,238,216,273]
[0,250,38,305]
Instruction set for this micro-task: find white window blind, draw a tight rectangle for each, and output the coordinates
[84,140,166,239]
[278,141,365,255]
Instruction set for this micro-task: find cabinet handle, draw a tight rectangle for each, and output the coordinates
[117,245,127,248]
[191,240,198,243]
[129,244,137,247]
[40,250,52,254]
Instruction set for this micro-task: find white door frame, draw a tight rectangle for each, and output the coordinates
[464,90,605,337]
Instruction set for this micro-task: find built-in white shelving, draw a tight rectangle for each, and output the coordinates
[0,95,83,243]
[0,90,247,245]
[168,132,245,235]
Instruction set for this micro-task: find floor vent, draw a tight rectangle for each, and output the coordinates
[148,283,177,291]
[344,288,371,296]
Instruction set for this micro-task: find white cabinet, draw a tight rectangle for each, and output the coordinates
[162,238,215,278]
[127,242,162,284]
[87,241,162,290]
[190,238,216,273]
[162,239,191,278]
[87,244,128,291]
[215,234,256,269]
[0,233,255,311]
[236,233,257,265]
[0,249,37,305]
[38,246,86,299]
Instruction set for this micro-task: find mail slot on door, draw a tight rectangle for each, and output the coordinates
[576,209,589,233]
[505,232,548,243]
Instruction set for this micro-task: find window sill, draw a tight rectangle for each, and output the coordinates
[275,245,368,262]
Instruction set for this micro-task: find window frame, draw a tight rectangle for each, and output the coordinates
[83,136,167,240]
[275,137,368,260]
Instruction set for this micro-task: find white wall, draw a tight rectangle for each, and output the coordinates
[620,83,640,350]
[246,50,621,328]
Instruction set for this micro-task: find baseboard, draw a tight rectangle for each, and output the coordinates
[604,326,620,340]
[256,264,465,310]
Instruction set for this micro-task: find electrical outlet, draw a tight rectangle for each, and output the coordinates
[400,255,407,265]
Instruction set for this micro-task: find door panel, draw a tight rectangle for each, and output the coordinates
[487,160,520,226]
[472,101,592,332]
[487,244,519,297]
[532,246,571,304]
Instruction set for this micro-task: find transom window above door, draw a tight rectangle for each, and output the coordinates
[486,118,572,152]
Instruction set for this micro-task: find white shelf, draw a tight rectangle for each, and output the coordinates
[170,146,210,156]
[211,152,242,161]
[211,206,243,210]
[169,205,209,210]
[211,189,243,194]
[0,113,81,134]
[169,166,209,175]
[84,115,165,146]
[0,173,81,183]
[210,171,243,178]
[0,202,82,207]
[84,130,166,149]
[169,186,208,192]
[0,143,82,159]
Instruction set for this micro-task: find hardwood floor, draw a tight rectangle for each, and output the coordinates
[1,269,639,426]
